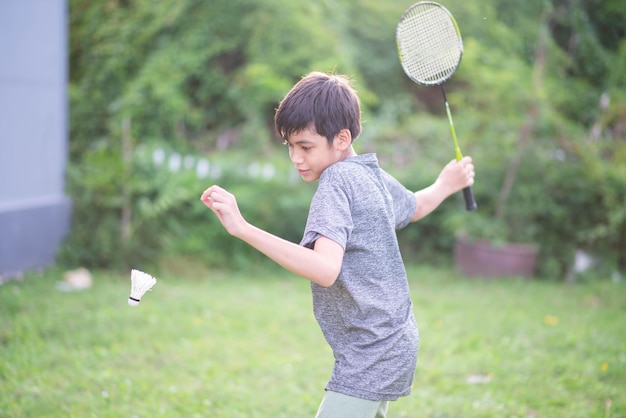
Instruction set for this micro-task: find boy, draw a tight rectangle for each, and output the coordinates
[200,72,475,417]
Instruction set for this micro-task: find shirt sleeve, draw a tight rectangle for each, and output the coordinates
[380,170,416,230]
[300,170,353,250]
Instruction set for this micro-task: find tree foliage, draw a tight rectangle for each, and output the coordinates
[64,0,626,278]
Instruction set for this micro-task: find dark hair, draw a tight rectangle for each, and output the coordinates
[274,72,361,145]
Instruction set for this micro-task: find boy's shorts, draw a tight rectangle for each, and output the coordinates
[315,390,389,418]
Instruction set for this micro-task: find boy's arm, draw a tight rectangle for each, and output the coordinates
[411,156,475,222]
[239,225,343,287]
[201,185,343,287]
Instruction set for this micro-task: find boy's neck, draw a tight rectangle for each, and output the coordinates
[343,146,357,159]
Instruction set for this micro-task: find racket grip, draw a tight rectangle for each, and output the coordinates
[463,186,477,211]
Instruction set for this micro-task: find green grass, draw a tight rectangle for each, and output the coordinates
[1,264,624,418]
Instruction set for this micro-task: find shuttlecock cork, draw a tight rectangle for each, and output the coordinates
[128,269,157,307]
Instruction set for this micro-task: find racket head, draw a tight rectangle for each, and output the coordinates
[396,2,463,86]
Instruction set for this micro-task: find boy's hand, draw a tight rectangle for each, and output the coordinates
[411,156,476,222]
[437,156,475,195]
[200,185,248,238]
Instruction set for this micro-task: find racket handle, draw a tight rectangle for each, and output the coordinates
[463,186,477,211]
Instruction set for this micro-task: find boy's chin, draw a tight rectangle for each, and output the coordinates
[300,173,320,183]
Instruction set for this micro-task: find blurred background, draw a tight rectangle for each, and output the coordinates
[2,0,625,281]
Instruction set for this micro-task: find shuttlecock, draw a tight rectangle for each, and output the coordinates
[128,269,157,307]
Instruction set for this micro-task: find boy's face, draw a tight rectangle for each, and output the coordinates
[285,128,352,183]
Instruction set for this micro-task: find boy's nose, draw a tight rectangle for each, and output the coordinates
[290,150,303,164]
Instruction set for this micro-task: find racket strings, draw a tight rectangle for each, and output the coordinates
[397,4,462,85]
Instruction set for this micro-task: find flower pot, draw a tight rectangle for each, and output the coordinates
[454,236,538,278]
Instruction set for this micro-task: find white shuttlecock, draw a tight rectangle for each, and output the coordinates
[128,269,157,307]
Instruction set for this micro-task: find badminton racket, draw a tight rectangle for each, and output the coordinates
[396,1,477,211]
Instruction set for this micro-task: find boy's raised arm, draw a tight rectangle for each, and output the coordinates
[411,156,475,222]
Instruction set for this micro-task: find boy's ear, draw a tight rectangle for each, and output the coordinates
[334,129,352,150]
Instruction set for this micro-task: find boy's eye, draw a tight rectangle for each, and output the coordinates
[301,146,311,152]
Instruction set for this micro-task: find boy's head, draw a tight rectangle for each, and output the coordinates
[274,72,362,146]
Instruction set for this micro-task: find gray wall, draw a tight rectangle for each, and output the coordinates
[0,0,71,280]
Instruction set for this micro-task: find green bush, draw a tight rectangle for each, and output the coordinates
[58,142,316,270]
[64,0,626,279]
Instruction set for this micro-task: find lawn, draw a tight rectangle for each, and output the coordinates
[0,263,624,417]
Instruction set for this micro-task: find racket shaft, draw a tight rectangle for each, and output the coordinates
[444,101,463,161]
[441,87,477,211]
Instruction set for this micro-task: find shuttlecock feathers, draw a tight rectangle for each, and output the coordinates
[129,269,157,307]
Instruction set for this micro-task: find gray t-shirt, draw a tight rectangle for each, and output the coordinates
[300,153,419,401]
